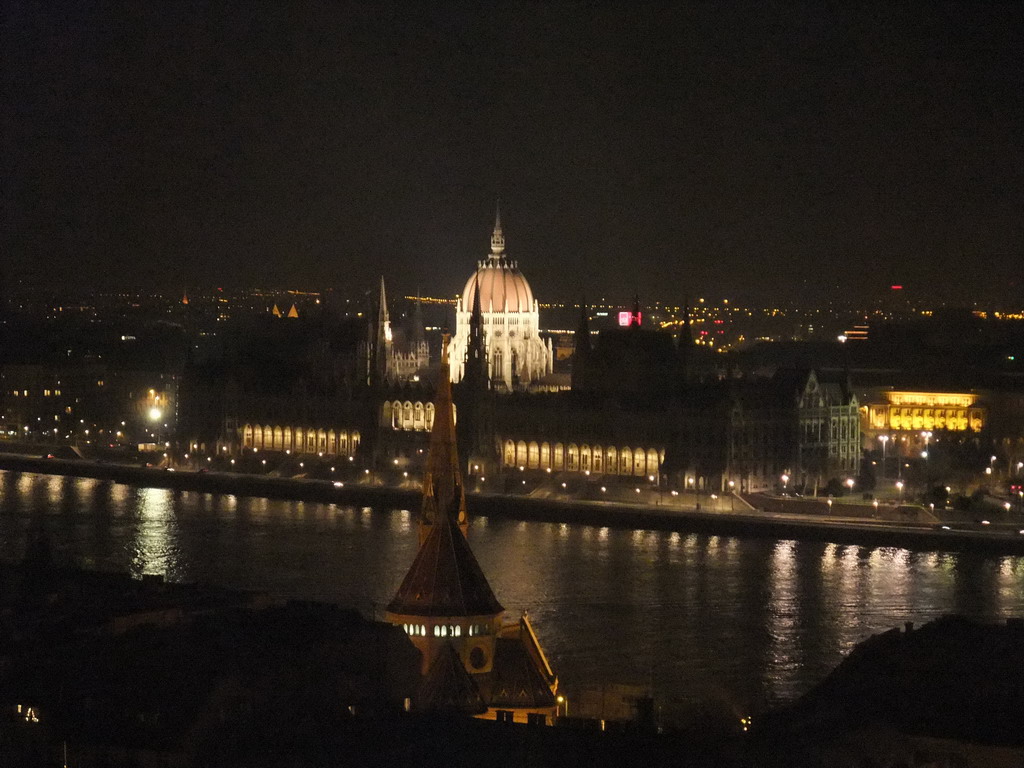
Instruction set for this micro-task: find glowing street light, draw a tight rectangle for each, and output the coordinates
[896,480,904,500]
[781,474,789,491]
[878,435,889,480]
[148,407,162,422]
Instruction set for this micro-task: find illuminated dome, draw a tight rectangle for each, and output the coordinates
[460,208,534,313]
[449,207,553,390]
[462,261,535,314]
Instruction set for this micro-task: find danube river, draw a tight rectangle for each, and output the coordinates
[3,470,1024,717]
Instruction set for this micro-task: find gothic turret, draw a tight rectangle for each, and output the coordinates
[489,202,505,257]
[370,276,391,387]
[462,276,489,390]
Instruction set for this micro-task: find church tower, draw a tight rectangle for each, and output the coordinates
[386,337,559,721]
[455,276,496,477]
[417,338,468,545]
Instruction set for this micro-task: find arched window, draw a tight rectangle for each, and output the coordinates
[553,443,564,471]
[283,426,292,451]
[242,425,253,448]
[414,402,425,430]
[580,445,591,472]
[633,447,645,476]
[619,447,632,475]
[393,400,403,429]
[351,431,360,454]
[592,445,604,473]
[273,426,284,451]
[540,442,551,469]
[294,427,305,451]
[327,430,337,454]
[338,431,349,455]
[403,402,414,430]
[528,441,540,469]
[567,444,579,472]
[516,441,528,466]
[648,448,660,476]
[606,446,617,475]
[504,440,516,466]
[425,402,435,431]
[317,429,327,452]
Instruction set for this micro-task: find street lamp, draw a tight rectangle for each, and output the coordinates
[896,480,904,500]
[878,435,889,481]
[845,478,855,494]
[781,474,789,493]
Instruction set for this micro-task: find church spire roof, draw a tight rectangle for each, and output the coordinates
[489,200,505,257]
[420,337,468,543]
[463,275,489,389]
[372,276,392,386]
[387,336,502,617]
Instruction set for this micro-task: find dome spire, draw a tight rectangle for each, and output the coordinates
[489,200,505,257]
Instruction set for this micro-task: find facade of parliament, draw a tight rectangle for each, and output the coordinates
[182,213,861,493]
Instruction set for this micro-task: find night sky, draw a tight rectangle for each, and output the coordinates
[4,2,1023,305]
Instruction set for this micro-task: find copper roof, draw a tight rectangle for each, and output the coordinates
[386,509,503,618]
[486,637,558,710]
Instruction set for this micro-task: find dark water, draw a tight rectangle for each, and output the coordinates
[3,470,1024,715]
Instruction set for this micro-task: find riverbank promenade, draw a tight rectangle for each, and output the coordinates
[2,450,1023,554]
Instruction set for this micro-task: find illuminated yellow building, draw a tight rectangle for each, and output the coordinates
[864,391,986,434]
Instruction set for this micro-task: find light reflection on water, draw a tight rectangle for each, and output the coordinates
[2,470,1024,712]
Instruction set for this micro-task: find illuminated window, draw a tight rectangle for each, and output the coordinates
[44,389,51,396]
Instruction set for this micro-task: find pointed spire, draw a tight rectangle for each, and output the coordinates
[377,276,390,325]
[271,304,282,317]
[420,336,469,544]
[489,200,505,257]
[372,276,392,386]
[286,303,299,319]
[462,275,489,390]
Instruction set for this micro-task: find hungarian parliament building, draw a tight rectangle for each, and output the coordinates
[182,212,861,494]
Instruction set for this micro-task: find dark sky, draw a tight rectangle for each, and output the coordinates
[4,2,1023,306]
